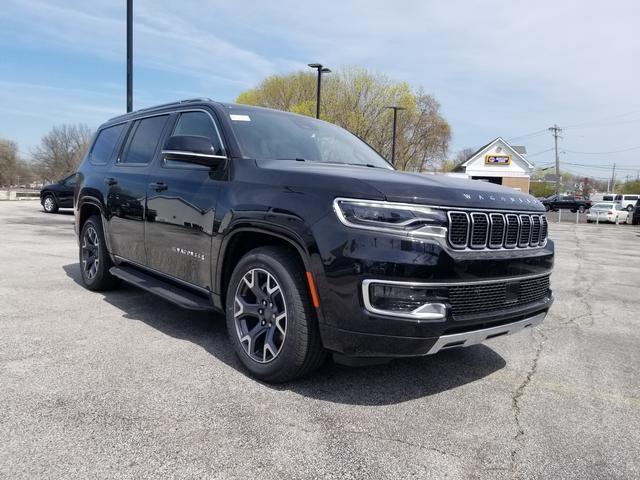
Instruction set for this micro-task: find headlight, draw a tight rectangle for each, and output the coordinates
[333,198,447,238]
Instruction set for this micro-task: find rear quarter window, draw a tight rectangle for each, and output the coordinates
[89,123,126,165]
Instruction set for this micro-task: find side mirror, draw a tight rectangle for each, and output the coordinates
[162,135,226,168]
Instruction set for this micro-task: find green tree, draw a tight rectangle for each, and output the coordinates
[619,179,640,194]
[236,67,451,171]
[32,124,93,182]
[529,181,556,197]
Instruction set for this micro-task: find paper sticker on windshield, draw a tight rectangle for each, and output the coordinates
[230,114,251,122]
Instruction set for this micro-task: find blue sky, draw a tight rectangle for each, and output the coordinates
[1,0,639,179]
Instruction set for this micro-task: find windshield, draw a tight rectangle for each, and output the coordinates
[592,203,614,209]
[225,106,393,169]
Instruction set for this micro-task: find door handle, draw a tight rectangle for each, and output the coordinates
[104,177,118,186]
[149,182,168,192]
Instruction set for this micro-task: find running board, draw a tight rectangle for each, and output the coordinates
[109,265,216,311]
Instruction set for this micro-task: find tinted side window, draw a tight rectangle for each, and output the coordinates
[626,195,638,200]
[172,111,224,154]
[120,115,169,164]
[90,124,126,165]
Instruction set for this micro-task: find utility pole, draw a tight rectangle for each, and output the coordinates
[610,163,616,193]
[385,106,406,166]
[548,124,562,194]
[126,0,133,113]
[308,63,331,119]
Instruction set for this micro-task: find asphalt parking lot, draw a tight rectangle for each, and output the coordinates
[1,201,639,479]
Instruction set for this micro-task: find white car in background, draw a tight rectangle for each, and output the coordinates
[586,202,629,224]
[614,194,640,212]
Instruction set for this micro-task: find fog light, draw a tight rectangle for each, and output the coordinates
[363,281,448,320]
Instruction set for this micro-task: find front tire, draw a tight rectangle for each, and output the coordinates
[578,205,586,213]
[79,215,120,291]
[226,246,326,383]
[43,194,58,213]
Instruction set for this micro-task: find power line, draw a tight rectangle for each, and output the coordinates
[562,109,640,129]
[507,129,549,142]
[527,148,555,157]
[563,145,640,155]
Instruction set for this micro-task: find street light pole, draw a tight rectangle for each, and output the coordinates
[308,63,331,119]
[385,106,405,166]
[126,0,133,113]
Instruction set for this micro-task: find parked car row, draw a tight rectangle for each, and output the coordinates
[586,202,629,224]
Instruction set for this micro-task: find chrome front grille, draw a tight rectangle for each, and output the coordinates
[448,211,548,250]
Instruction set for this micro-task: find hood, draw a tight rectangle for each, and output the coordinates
[255,160,544,212]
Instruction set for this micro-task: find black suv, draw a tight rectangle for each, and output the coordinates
[74,99,554,382]
[41,173,77,213]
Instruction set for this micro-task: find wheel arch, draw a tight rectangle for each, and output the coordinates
[216,225,317,312]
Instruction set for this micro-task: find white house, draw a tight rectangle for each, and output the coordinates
[461,137,535,192]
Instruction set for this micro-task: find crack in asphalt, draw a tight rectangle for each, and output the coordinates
[284,421,461,460]
[340,428,461,459]
[509,328,546,474]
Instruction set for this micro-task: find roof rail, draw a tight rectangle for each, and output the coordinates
[108,98,213,121]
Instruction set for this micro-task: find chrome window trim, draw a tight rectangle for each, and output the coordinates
[161,150,228,160]
[447,211,470,249]
[171,108,227,155]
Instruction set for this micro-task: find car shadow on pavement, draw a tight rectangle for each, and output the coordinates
[63,263,506,406]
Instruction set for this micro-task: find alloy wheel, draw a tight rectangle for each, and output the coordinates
[44,197,54,212]
[81,226,100,280]
[233,268,287,364]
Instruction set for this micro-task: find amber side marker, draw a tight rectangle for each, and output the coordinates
[305,271,321,308]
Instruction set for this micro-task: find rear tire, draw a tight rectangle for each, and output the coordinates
[79,215,120,291]
[627,205,634,212]
[43,194,58,213]
[225,246,326,383]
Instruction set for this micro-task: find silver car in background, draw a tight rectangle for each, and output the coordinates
[586,202,629,224]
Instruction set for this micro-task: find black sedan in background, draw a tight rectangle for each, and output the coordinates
[40,173,77,213]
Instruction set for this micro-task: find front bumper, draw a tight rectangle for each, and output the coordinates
[311,216,554,357]
[321,309,549,357]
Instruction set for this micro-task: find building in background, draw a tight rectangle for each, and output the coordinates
[460,137,534,192]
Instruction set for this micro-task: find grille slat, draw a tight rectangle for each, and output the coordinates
[449,275,551,316]
[470,213,489,248]
[530,216,541,246]
[518,215,532,248]
[489,213,505,248]
[448,210,548,250]
[447,212,469,248]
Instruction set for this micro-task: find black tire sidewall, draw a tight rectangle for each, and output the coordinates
[225,249,312,381]
[79,216,112,290]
